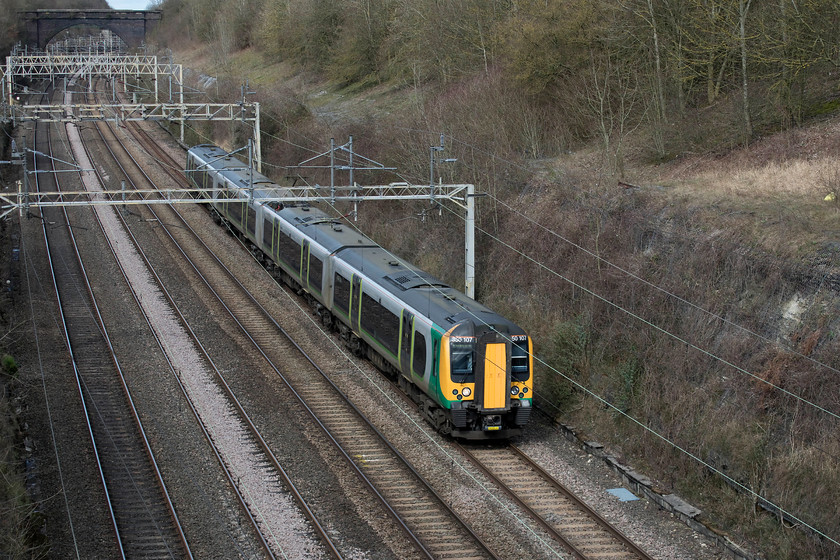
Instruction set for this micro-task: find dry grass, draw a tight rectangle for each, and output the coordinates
[481,118,840,558]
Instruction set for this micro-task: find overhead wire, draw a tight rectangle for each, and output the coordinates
[441,129,840,375]
[312,168,840,548]
[424,131,840,418]
[281,125,840,544]
[434,199,840,418]
[174,79,838,544]
[489,184,840,381]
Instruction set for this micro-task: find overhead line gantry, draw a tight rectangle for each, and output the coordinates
[3,52,261,165]
[1,51,477,296]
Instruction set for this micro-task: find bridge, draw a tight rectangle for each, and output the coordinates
[21,10,162,50]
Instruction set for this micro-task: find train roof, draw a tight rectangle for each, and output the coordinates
[337,243,521,334]
[275,203,520,333]
[275,206,375,253]
[189,144,290,200]
[189,145,523,336]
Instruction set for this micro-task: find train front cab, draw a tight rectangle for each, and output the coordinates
[440,321,532,439]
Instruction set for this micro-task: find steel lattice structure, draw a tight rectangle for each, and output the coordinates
[1,180,478,296]
[6,54,177,80]
[2,52,261,169]
[5,53,182,105]
[2,183,472,217]
[6,101,261,170]
[0,51,477,295]
[10,102,258,124]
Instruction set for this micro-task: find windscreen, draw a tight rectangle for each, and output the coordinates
[511,335,530,382]
[450,336,476,383]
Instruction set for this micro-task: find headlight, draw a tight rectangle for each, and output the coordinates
[522,387,529,394]
[510,386,520,396]
[462,387,471,397]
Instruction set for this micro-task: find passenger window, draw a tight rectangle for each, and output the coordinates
[334,273,350,314]
[277,233,301,274]
[360,292,399,356]
[309,254,323,292]
[229,199,244,224]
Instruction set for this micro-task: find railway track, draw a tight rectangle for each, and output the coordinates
[461,443,655,560]
[365,337,657,559]
[120,112,658,560]
[35,86,191,559]
[94,110,503,557]
[83,77,658,559]
[76,84,337,559]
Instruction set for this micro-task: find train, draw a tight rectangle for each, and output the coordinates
[185,144,532,439]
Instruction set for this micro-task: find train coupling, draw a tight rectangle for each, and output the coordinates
[482,414,502,431]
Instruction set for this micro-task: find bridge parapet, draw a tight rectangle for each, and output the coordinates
[21,10,162,50]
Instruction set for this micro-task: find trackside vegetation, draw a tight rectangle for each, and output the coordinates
[1,0,839,557]
[150,1,840,557]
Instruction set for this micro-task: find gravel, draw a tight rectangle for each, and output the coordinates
[518,420,727,559]
[208,228,734,559]
[65,114,328,558]
[15,85,746,559]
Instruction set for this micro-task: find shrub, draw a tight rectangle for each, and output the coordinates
[2,355,17,378]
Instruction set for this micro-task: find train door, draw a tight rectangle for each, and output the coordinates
[351,275,362,331]
[474,331,511,411]
[220,182,230,216]
[400,311,414,376]
[301,240,310,280]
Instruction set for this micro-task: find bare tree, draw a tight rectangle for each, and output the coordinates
[621,0,669,156]
[584,50,642,180]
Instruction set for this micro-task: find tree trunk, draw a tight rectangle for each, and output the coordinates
[647,0,667,125]
[706,0,720,105]
[739,0,753,139]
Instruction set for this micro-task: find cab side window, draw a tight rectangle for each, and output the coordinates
[413,331,427,375]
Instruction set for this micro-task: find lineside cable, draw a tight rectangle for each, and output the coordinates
[484,183,840,381]
[388,128,840,416]
[439,127,840,379]
[435,199,840,422]
[320,194,840,548]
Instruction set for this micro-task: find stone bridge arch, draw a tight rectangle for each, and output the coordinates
[21,10,162,50]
